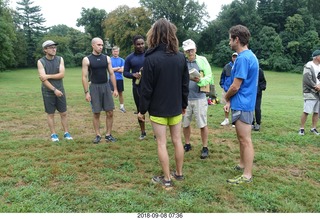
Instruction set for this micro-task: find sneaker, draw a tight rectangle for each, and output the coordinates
[139,132,146,140]
[208,98,213,105]
[234,165,244,171]
[200,147,209,159]
[63,132,73,140]
[221,118,229,126]
[93,135,101,144]
[227,175,252,185]
[253,124,260,131]
[310,128,320,135]
[298,129,305,136]
[51,134,59,142]
[232,125,235,128]
[105,134,117,142]
[152,176,173,190]
[120,107,126,113]
[170,172,184,181]
[184,144,192,152]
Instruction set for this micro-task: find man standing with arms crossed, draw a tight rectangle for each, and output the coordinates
[224,25,259,185]
[82,37,118,144]
[37,40,73,142]
[110,46,126,113]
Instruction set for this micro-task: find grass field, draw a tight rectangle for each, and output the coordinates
[0,67,319,213]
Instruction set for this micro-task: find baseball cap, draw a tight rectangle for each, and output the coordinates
[42,40,58,48]
[182,39,196,51]
[232,52,238,56]
[312,49,320,57]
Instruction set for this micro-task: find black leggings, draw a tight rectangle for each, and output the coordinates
[253,93,262,124]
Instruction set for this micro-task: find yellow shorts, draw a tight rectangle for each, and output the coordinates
[150,114,182,126]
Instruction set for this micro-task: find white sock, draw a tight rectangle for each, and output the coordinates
[120,104,124,109]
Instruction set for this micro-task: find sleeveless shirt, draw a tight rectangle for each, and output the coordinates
[87,53,109,84]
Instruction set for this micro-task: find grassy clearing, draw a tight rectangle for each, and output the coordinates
[0,67,319,213]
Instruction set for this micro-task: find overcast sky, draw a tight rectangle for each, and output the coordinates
[9,0,233,30]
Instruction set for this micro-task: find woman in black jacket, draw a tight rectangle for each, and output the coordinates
[138,18,189,190]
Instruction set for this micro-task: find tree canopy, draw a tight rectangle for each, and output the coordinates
[1,0,320,72]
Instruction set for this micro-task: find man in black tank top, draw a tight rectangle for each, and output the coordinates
[82,37,119,144]
[37,40,73,142]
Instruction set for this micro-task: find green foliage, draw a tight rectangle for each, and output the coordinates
[104,5,152,57]
[139,0,209,41]
[76,7,107,39]
[0,1,17,71]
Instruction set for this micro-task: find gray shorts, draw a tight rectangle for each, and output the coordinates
[42,88,67,114]
[303,99,319,114]
[182,98,208,128]
[231,110,254,125]
[90,83,115,113]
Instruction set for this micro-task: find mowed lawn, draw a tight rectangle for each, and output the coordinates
[0,67,319,213]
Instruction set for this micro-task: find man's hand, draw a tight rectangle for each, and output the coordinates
[223,101,230,113]
[54,89,64,97]
[137,112,145,122]
[113,90,119,98]
[39,74,49,82]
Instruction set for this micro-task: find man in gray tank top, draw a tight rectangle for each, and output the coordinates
[37,40,73,142]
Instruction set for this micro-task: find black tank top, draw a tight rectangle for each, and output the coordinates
[87,53,109,84]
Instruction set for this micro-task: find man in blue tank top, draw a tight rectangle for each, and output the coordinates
[82,37,119,144]
[224,25,259,185]
[37,40,73,142]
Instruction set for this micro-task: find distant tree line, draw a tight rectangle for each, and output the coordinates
[0,0,319,72]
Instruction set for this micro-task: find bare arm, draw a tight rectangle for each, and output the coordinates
[38,57,65,81]
[223,78,243,113]
[81,57,91,102]
[107,56,119,97]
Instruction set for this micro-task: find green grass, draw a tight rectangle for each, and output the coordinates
[0,67,319,213]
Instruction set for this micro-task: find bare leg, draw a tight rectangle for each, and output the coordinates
[311,113,318,129]
[59,111,69,133]
[93,112,101,136]
[169,122,184,176]
[152,121,170,181]
[119,92,124,105]
[235,120,254,179]
[106,110,113,136]
[47,113,56,134]
[138,119,146,134]
[200,126,208,147]
[183,126,191,144]
[300,112,308,129]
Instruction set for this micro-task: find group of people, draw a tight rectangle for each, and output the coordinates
[37,19,264,189]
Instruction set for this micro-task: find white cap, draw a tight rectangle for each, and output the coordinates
[182,39,196,51]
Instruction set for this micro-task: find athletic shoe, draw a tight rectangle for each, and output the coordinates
[120,107,126,113]
[232,125,235,128]
[234,165,244,171]
[170,172,184,181]
[253,124,260,131]
[227,175,252,185]
[220,118,229,126]
[152,176,173,190]
[51,134,59,142]
[63,132,73,140]
[93,135,101,144]
[298,129,305,136]
[310,128,320,135]
[184,144,192,152]
[139,132,146,140]
[208,98,213,105]
[200,147,209,159]
[105,135,117,142]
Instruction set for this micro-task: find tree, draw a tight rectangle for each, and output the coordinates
[76,7,107,39]
[0,0,17,71]
[15,0,47,67]
[139,0,208,41]
[103,5,152,56]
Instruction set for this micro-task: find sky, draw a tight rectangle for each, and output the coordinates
[9,0,233,30]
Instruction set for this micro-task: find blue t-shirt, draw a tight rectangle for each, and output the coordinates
[230,50,259,111]
[110,56,125,80]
